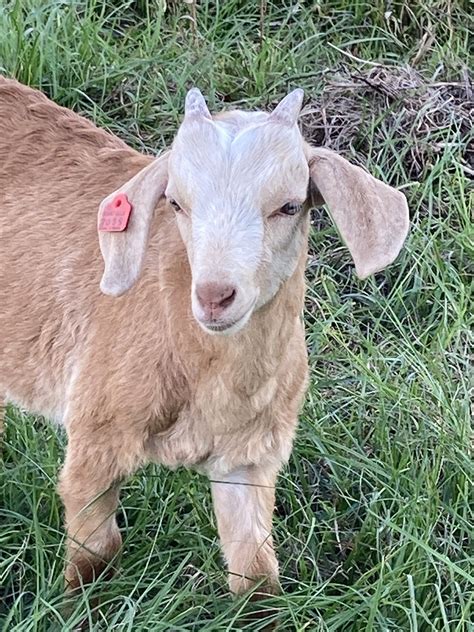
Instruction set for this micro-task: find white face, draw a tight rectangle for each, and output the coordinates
[165,91,309,335]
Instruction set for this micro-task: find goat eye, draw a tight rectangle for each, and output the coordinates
[280,202,302,216]
[169,198,182,212]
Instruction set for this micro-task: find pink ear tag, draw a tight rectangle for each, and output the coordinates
[99,193,132,232]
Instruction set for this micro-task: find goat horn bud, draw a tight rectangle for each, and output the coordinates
[184,88,212,120]
[270,88,304,126]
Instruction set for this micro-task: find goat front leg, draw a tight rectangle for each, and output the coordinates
[58,429,130,592]
[211,464,280,597]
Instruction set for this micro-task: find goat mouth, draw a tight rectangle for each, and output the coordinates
[204,321,237,332]
[198,299,257,335]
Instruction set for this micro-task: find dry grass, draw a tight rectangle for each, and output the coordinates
[301,64,473,182]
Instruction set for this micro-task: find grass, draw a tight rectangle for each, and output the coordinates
[0,1,472,630]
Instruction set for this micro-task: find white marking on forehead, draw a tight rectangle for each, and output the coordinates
[213,111,269,140]
[213,123,234,152]
[170,110,308,211]
[212,120,301,175]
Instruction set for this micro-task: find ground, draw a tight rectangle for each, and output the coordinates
[0,1,472,630]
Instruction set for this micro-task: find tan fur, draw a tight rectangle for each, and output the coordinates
[0,77,408,596]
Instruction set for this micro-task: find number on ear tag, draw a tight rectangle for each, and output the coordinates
[99,193,132,232]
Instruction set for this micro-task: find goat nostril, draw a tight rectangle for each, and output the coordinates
[196,283,237,312]
[219,288,236,309]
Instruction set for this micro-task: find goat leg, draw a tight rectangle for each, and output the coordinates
[58,427,128,592]
[211,464,280,597]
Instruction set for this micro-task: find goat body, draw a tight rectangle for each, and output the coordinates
[0,77,308,593]
[0,77,409,596]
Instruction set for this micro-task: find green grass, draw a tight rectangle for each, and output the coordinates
[0,1,472,630]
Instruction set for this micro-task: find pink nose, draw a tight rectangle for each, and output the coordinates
[195,282,236,320]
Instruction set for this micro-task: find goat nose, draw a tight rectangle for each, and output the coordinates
[195,282,236,318]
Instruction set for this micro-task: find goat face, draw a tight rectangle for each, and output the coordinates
[166,89,309,335]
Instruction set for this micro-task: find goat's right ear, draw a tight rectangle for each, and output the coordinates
[98,152,169,297]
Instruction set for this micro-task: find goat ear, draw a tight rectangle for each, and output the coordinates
[308,147,409,279]
[98,152,169,297]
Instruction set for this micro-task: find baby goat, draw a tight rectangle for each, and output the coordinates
[0,77,409,596]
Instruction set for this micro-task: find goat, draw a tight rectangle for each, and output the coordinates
[0,77,409,596]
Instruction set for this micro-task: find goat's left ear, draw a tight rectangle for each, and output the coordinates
[307,147,409,278]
